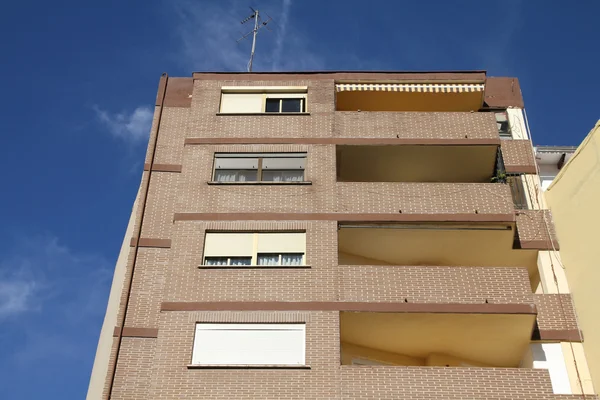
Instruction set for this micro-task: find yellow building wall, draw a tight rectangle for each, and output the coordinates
[545,120,600,393]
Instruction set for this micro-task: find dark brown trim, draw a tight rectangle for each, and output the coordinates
[129,238,172,248]
[193,71,487,82]
[505,165,537,174]
[206,181,312,186]
[113,327,159,338]
[514,239,559,251]
[537,329,583,342]
[185,137,501,146]
[187,364,311,370]
[173,212,515,223]
[143,163,182,173]
[161,301,536,314]
[557,153,567,170]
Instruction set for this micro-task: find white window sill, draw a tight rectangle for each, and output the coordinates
[187,364,311,370]
[198,265,311,269]
[216,112,311,116]
[207,181,312,186]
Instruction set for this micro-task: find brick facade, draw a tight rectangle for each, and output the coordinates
[96,72,585,400]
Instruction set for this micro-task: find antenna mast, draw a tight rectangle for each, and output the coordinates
[238,7,273,72]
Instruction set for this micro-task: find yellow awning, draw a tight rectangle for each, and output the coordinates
[335,83,485,93]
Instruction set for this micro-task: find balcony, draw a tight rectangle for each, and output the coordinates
[335,82,485,112]
[338,223,540,289]
[336,145,498,183]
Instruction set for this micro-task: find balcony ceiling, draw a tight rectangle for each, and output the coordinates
[338,224,539,288]
[336,91,484,112]
[337,145,498,182]
[340,312,536,367]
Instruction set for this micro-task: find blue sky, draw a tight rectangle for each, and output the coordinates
[0,1,598,398]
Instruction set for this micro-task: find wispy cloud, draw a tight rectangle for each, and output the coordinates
[93,105,153,143]
[0,235,112,363]
[169,0,325,72]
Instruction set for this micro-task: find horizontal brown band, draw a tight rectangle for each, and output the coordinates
[184,137,500,146]
[113,327,159,338]
[143,163,182,173]
[130,238,172,248]
[192,71,487,82]
[173,212,515,223]
[515,239,559,251]
[161,301,536,314]
[537,329,583,342]
[505,165,538,174]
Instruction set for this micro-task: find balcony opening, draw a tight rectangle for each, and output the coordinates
[338,223,540,289]
[340,312,535,367]
[336,145,498,183]
[335,82,485,112]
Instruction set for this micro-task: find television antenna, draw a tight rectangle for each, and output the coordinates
[237,7,273,72]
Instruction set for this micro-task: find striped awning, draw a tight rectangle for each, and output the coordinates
[335,83,485,93]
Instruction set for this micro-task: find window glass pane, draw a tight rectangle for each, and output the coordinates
[214,170,258,182]
[257,253,280,265]
[204,257,228,266]
[229,257,252,266]
[281,253,303,266]
[281,98,302,112]
[265,98,280,113]
[262,170,304,182]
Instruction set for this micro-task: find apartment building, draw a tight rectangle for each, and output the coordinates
[87,71,597,399]
[539,121,600,393]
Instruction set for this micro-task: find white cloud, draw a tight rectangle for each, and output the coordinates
[0,280,36,318]
[169,0,325,72]
[93,105,153,142]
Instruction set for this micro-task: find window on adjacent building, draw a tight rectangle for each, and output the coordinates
[219,89,307,114]
[192,323,306,366]
[202,232,306,267]
[494,111,512,139]
[507,174,529,209]
[213,153,306,183]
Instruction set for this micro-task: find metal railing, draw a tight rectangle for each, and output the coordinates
[507,174,529,210]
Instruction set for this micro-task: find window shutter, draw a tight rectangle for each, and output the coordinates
[192,324,305,365]
[203,233,254,257]
[257,233,306,254]
[220,93,263,113]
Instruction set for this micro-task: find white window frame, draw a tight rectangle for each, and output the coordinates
[201,232,307,267]
[219,87,308,114]
[212,153,307,183]
[191,323,306,366]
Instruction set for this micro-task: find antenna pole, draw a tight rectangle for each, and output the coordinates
[248,9,260,72]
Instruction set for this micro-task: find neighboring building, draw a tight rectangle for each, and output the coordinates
[87,71,597,399]
[535,146,577,191]
[541,120,600,393]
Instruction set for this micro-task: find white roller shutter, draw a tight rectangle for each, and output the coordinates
[531,343,572,394]
[257,233,306,253]
[192,323,306,365]
[203,233,254,257]
[220,93,263,113]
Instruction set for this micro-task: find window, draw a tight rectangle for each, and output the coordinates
[219,88,307,114]
[202,232,306,267]
[213,153,306,183]
[494,111,512,139]
[192,323,306,366]
[507,174,529,209]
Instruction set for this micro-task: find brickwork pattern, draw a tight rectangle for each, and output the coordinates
[339,266,534,304]
[154,107,190,165]
[535,294,580,332]
[110,338,156,400]
[335,111,498,139]
[340,366,557,399]
[516,210,559,249]
[164,221,338,302]
[337,182,513,215]
[502,139,537,171]
[149,311,340,399]
[140,171,180,238]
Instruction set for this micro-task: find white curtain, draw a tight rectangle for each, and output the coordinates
[257,254,279,265]
[263,170,304,182]
[230,257,251,266]
[282,254,303,266]
[215,170,257,182]
[205,257,227,266]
